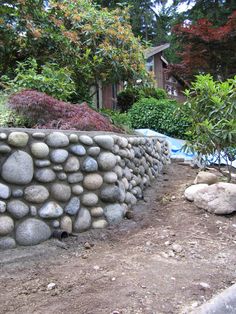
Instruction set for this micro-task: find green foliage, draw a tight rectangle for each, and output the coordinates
[0,0,147,103]
[117,87,141,112]
[1,58,76,101]
[182,74,236,180]
[139,87,167,100]
[117,86,167,112]
[100,108,132,131]
[128,97,190,138]
[0,94,32,128]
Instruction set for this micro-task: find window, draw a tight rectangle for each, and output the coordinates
[146,56,154,73]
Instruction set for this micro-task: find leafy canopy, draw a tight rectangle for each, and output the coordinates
[0,0,147,102]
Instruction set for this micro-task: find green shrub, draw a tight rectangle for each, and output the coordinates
[1,58,76,101]
[182,74,236,181]
[139,87,167,100]
[117,86,167,112]
[117,87,141,112]
[128,97,190,138]
[0,94,32,128]
[100,109,132,131]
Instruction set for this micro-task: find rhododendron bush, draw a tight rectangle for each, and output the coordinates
[8,90,122,132]
[1,0,147,102]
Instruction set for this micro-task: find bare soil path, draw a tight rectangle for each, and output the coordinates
[1,163,236,314]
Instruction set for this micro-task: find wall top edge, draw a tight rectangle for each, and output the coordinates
[0,127,165,140]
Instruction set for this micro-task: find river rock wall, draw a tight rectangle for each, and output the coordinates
[0,129,170,249]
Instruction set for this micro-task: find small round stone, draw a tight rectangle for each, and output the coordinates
[68,172,83,184]
[118,137,128,148]
[70,145,86,156]
[34,160,51,167]
[16,218,51,246]
[90,207,104,218]
[125,192,137,205]
[114,165,123,179]
[74,208,91,232]
[81,193,98,207]
[79,135,94,146]
[72,185,84,195]
[32,132,46,139]
[0,145,11,154]
[57,172,67,181]
[82,157,98,173]
[0,133,7,140]
[61,216,72,234]
[92,219,108,229]
[46,132,69,148]
[8,132,29,147]
[7,200,29,219]
[97,152,117,171]
[0,183,11,199]
[0,237,16,250]
[50,149,69,163]
[53,165,63,171]
[103,172,118,184]
[34,168,56,183]
[38,202,63,218]
[0,216,14,236]
[31,143,50,158]
[64,157,80,172]
[83,174,103,190]
[94,135,114,151]
[87,146,101,157]
[12,189,24,198]
[69,134,79,143]
[24,185,49,203]
[30,206,37,216]
[51,220,60,228]
[0,201,6,213]
[51,184,71,202]
[65,197,80,215]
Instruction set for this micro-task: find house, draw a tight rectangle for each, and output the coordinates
[93,43,186,109]
[144,43,187,102]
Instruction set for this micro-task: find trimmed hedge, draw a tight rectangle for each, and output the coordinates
[117,86,167,112]
[128,97,190,138]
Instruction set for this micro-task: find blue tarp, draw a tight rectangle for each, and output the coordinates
[135,128,236,167]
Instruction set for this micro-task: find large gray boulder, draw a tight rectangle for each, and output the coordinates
[16,218,51,246]
[184,184,209,202]
[0,237,16,250]
[38,202,64,218]
[97,152,117,171]
[65,197,80,215]
[194,182,236,215]
[94,135,114,150]
[1,151,34,185]
[100,185,123,203]
[7,200,29,219]
[74,208,91,232]
[104,204,125,224]
[0,216,14,236]
[46,132,69,147]
[24,185,49,203]
[194,171,218,185]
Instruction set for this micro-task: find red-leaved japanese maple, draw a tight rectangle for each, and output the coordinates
[8,90,123,133]
[168,11,236,82]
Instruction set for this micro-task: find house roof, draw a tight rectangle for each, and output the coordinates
[144,43,170,59]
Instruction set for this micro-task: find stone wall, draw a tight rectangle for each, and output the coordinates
[0,128,170,249]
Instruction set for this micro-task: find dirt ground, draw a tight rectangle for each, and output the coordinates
[1,162,236,314]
